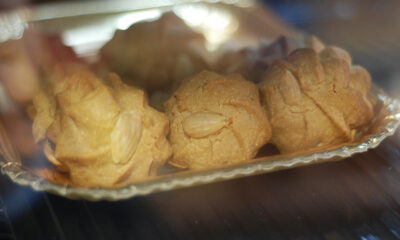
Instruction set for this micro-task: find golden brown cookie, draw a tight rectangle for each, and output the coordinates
[32,70,172,187]
[165,71,271,170]
[100,12,209,93]
[259,47,373,153]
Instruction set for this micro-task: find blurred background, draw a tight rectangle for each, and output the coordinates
[266,0,400,95]
[2,0,399,93]
[1,0,399,90]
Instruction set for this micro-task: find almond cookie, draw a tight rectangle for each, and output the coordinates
[32,70,172,187]
[259,46,373,153]
[165,71,271,170]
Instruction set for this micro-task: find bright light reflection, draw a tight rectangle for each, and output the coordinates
[62,10,162,57]
[0,12,27,42]
[174,5,209,26]
[116,10,162,30]
[62,4,239,56]
[173,4,239,51]
[62,22,116,56]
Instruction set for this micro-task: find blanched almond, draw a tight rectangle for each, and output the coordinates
[182,111,226,138]
[111,111,143,164]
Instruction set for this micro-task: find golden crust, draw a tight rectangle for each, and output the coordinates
[32,70,172,187]
[165,71,271,170]
[260,46,373,153]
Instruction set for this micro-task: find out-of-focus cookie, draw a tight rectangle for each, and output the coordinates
[100,12,209,93]
[215,36,302,83]
[214,35,331,84]
[164,71,271,170]
[259,46,373,153]
[32,70,172,187]
[0,29,81,105]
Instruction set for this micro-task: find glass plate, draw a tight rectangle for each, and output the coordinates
[0,0,399,201]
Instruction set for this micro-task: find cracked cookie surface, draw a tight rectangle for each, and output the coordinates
[259,46,373,153]
[165,71,271,170]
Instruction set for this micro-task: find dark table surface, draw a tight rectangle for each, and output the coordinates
[2,0,400,239]
[3,133,400,240]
